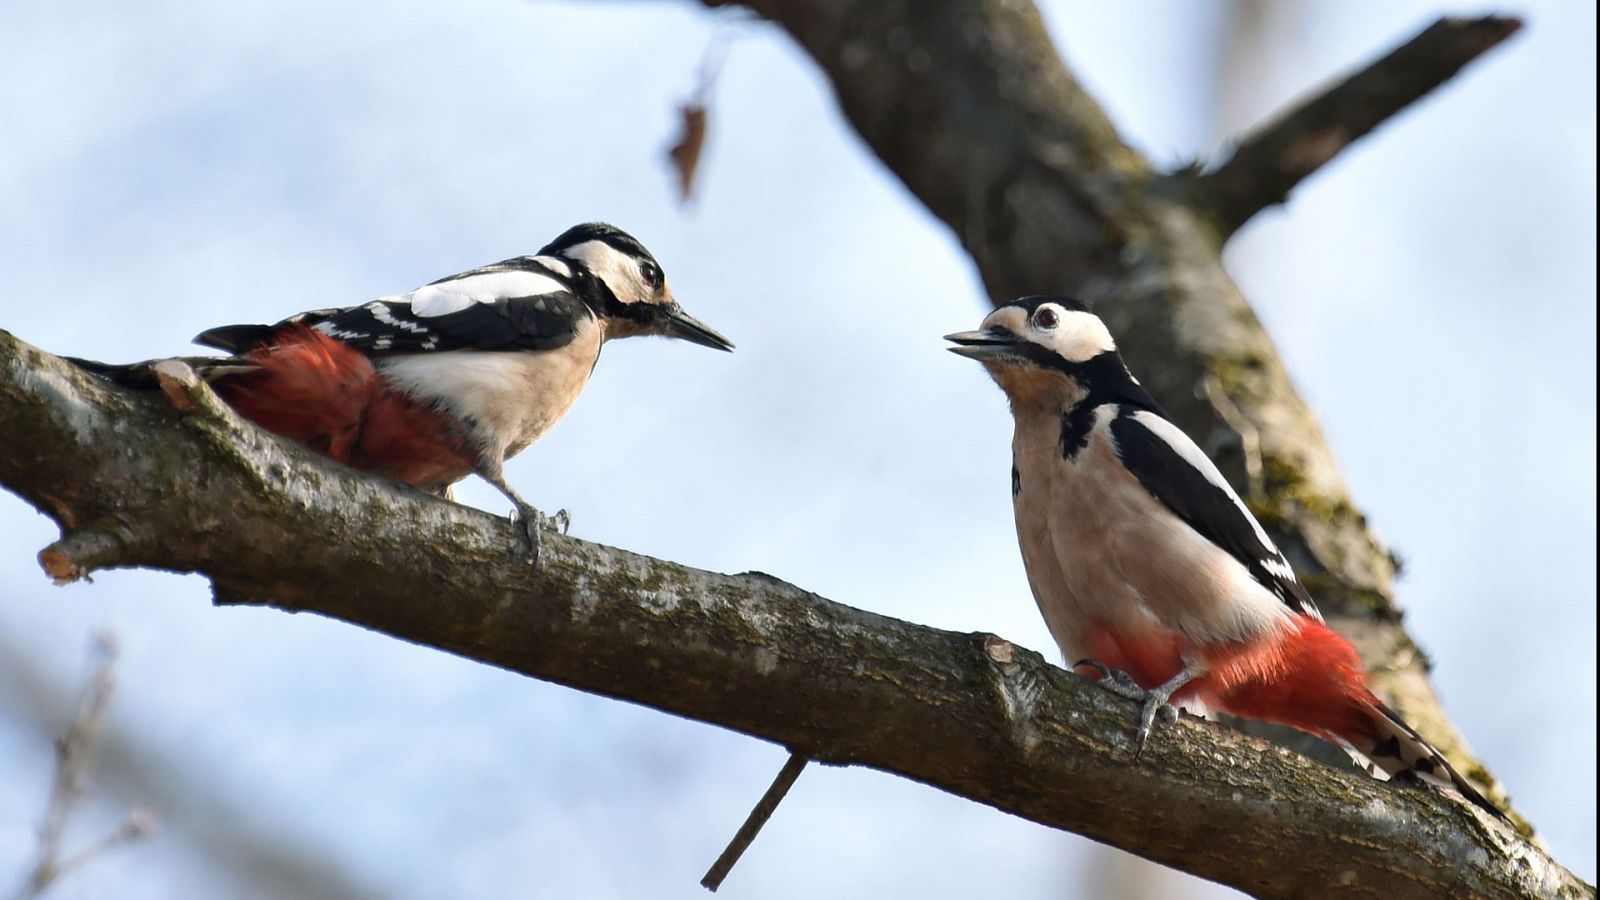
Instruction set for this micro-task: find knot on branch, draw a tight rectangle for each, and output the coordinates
[38,518,140,585]
[980,634,1047,755]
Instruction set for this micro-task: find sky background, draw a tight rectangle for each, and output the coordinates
[0,1,1593,898]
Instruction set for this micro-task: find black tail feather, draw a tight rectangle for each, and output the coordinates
[62,356,161,389]
[193,323,275,352]
[64,354,256,389]
[1353,699,1508,821]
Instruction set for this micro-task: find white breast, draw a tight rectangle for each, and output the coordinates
[1011,407,1092,657]
[376,316,604,460]
[1013,406,1291,660]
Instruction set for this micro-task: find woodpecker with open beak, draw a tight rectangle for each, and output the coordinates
[946,295,1503,820]
[71,222,733,563]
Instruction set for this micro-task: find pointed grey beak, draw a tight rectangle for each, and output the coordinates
[944,328,1019,360]
[666,306,735,352]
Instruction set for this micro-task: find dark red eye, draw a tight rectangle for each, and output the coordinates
[1033,307,1059,329]
[639,262,663,291]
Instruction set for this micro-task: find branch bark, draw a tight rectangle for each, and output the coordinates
[0,332,1588,899]
[711,0,1527,831]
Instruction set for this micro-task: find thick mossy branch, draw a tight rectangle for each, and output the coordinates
[1197,15,1523,236]
[0,333,1590,899]
[716,0,1524,821]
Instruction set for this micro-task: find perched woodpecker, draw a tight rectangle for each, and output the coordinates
[71,222,733,562]
[946,295,1503,819]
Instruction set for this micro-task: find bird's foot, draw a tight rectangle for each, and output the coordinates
[507,502,556,566]
[546,508,571,535]
[1072,659,1145,701]
[1073,658,1186,759]
[1133,692,1181,761]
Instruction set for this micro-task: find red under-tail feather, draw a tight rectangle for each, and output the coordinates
[1083,616,1504,819]
[204,325,475,491]
[210,325,376,461]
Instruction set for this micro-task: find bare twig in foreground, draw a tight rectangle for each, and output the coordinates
[11,634,155,900]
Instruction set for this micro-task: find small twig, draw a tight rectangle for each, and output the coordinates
[11,633,155,900]
[1198,15,1522,236]
[47,809,156,886]
[700,753,809,892]
[1203,372,1263,497]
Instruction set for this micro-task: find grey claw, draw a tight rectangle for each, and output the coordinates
[1072,658,1111,679]
[1132,693,1183,761]
[1073,659,1145,701]
[548,508,571,535]
[1133,698,1161,760]
[1072,659,1188,759]
[509,504,545,566]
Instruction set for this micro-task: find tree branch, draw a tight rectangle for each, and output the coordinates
[709,0,1525,828]
[1197,15,1523,236]
[1,330,1589,898]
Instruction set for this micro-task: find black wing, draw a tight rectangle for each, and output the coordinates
[196,261,588,355]
[1108,407,1320,619]
[294,291,586,354]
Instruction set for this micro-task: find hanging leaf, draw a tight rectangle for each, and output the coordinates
[667,102,709,204]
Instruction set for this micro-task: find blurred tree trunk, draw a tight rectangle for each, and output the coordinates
[1082,4,1314,897]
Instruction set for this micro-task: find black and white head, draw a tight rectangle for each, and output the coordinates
[539,222,733,351]
[945,295,1132,410]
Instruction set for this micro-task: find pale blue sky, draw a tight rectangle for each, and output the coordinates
[1,2,1593,897]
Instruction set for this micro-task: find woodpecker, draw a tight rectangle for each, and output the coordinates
[70,222,733,563]
[946,295,1504,819]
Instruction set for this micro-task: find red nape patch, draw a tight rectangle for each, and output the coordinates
[212,325,475,491]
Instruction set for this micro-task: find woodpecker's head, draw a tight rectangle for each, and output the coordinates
[945,295,1122,410]
[540,222,733,351]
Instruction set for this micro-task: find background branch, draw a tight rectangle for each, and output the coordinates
[1197,14,1523,236]
[0,630,383,900]
[11,634,153,900]
[1,328,1590,898]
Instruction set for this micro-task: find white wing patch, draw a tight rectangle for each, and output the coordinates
[406,270,568,318]
[1261,558,1296,582]
[367,301,431,334]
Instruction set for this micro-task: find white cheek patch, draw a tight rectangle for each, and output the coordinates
[406,270,567,317]
[1048,310,1116,363]
[562,239,649,304]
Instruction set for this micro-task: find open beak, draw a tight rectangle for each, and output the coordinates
[944,327,1020,360]
[665,305,735,352]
